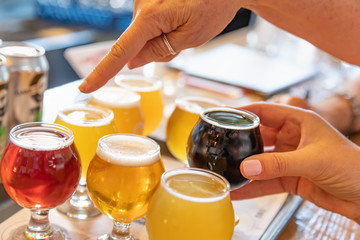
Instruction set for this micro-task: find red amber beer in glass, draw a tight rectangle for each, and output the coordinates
[0,122,81,239]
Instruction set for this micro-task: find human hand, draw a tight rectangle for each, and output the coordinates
[79,0,245,93]
[270,94,353,134]
[231,102,360,223]
[269,94,311,110]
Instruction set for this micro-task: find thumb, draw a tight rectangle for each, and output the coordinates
[241,149,315,180]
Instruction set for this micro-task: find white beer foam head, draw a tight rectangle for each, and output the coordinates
[58,104,114,127]
[0,46,40,57]
[114,74,162,92]
[162,168,229,203]
[11,125,73,151]
[90,87,141,108]
[97,134,160,167]
[176,96,222,114]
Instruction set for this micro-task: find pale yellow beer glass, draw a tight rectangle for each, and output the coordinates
[146,168,235,240]
[88,86,144,135]
[115,74,164,136]
[55,104,117,219]
[87,134,165,240]
[166,96,222,164]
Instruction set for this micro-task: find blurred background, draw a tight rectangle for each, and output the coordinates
[0,0,132,88]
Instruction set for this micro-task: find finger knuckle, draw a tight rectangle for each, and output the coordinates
[137,6,153,20]
[270,154,287,176]
[109,43,127,60]
[150,38,173,60]
[137,4,161,23]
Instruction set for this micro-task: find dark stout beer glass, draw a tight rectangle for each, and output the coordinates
[187,107,263,190]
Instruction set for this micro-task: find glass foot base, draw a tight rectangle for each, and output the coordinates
[57,200,101,220]
[97,234,137,240]
[235,214,240,226]
[1,224,70,240]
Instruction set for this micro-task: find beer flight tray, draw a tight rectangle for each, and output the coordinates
[260,195,302,239]
[0,189,302,240]
[38,80,304,239]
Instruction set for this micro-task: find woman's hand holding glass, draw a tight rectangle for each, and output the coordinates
[231,102,360,224]
[270,93,356,134]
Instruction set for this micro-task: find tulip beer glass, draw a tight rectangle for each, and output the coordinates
[166,96,222,164]
[146,168,235,240]
[115,74,164,136]
[88,86,144,134]
[0,122,81,239]
[87,134,165,240]
[187,107,263,190]
[55,104,117,219]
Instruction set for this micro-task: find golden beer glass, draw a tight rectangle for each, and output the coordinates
[146,168,235,240]
[87,134,165,240]
[114,74,164,136]
[55,104,117,219]
[166,96,222,164]
[88,87,144,134]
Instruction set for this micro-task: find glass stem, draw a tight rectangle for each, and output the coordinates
[26,209,54,239]
[69,181,92,208]
[110,221,133,240]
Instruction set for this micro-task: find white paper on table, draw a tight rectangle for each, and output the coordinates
[169,43,318,96]
[42,77,119,123]
[232,193,288,239]
[42,80,85,123]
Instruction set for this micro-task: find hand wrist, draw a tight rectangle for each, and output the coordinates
[311,95,353,134]
[333,92,360,135]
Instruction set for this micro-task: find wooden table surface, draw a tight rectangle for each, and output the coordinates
[277,134,360,240]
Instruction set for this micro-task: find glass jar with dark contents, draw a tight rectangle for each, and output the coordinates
[186,107,263,190]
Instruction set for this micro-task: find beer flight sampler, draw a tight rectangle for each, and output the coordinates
[0,41,299,239]
[0,106,262,239]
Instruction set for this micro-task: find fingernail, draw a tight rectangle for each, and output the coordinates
[78,82,88,93]
[243,160,262,176]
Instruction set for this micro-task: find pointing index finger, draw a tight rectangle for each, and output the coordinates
[78,18,157,93]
